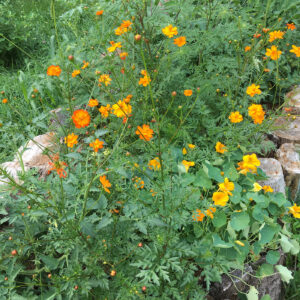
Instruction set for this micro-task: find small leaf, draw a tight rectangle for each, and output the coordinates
[275,265,293,283]
[247,286,259,300]
[266,251,280,265]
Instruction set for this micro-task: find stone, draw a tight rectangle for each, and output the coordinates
[285,85,300,114]
[258,158,285,194]
[273,116,300,145]
[276,143,300,200]
[0,132,57,187]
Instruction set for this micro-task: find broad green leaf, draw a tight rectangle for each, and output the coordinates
[261,295,272,300]
[271,193,287,207]
[205,163,223,182]
[266,251,280,265]
[253,206,268,221]
[275,265,293,283]
[259,224,278,245]
[230,212,250,231]
[194,169,212,188]
[212,211,227,228]
[212,234,232,248]
[246,286,258,300]
[258,263,274,277]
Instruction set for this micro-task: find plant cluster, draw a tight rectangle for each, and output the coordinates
[0,0,300,298]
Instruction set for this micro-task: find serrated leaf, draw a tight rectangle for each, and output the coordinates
[40,255,59,270]
[95,129,108,137]
[97,216,112,230]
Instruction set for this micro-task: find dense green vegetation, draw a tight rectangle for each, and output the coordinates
[0,0,300,298]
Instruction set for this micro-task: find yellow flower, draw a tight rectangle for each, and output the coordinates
[246,84,261,97]
[112,100,132,118]
[88,99,99,107]
[182,160,195,172]
[269,30,285,43]
[212,192,229,206]
[64,133,78,148]
[188,144,196,149]
[237,154,260,175]
[174,36,186,47]
[115,20,132,35]
[148,157,161,171]
[138,70,151,87]
[184,89,193,96]
[229,111,243,123]
[81,60,89,69]
[289,203,300,218]
[136,124,154,141]
[219,178,234,196]
[262,185,273,193]
[235,240,245,247]
[134,177,144,189]
[107,41,122,52]
[98,74,112,86]
[248,104,265,124]
[253,182,262,192]
[182,148,187,155]
[215,142,227,154]
[72,70,80,78]
[162,24,178,38]
[99,104,111,118]
[290,45,300,58]
[193,209,205,222]
[244,46,251,52]
[265,45,282,60]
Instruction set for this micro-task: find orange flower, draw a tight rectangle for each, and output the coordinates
[100,175,111,193]
[96,10,104,16]
[88,99,99,107]
[112,100,132,118]
[148,157,161,171]
[244,46,251,52]
[265,45,282,60]
[269,30,285,42]
[81,61,89,69]
[229,111,243,123]
[162,25,178,38]
[136,124,154,141]
[99,104,111,118]
[47,65,61,76]
[107,41,122,52]
[215,142,227,154]
[182,160,195,172]
[184,89,193,96]
[193,209,205,222]
[205,207,216,219]
[64,133,78,148]
[72,109,91,128]
[212,192,229,206]
[290,45,300,57]
[119,52,128,60]
[262,185,273,193]
[98,74,112,86]
[174,36,186,47]
[48,154,67,178]
[262,28,270,33]
[139,70,151,87]
[264,68,270,72]
[253,33,261,38]
[248,104,265,124]
[286,23,296,31]
[246,84,261,97]
[72,70,80,78]
[89,139,104,152]
[115,20,132,35]
[2,98,8,104]
[134,177,144,189]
